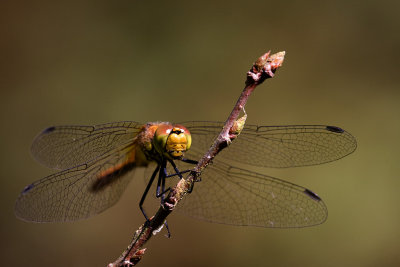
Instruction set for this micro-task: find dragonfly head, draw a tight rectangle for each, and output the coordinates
[154,124,192,159]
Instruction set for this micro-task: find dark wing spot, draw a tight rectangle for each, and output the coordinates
[326,125,344,133]
[22,184,34,194]
[304,188,322,201]
[43,126,56,134]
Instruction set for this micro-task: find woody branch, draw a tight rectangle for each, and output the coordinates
[109,50,285,267]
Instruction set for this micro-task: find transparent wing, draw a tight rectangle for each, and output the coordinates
[15,144,137,222]
[31,121,143,170]
[176,159,327,228]
[182,121,357,168]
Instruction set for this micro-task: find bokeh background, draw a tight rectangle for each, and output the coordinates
[1,0,399,266]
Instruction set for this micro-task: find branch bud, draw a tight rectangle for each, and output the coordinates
[246,50,285,86]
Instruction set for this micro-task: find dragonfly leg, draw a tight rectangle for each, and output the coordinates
[139,164,160,221]
[156,160,171,203]
[157,158,199,201]
[168,159,185,180]
[187,169,203,193]
[180,158,201,182]
[163,158,198,179]
[165,169,191,178]
[181,158,198,165]
[164,220,171,238]
[173,158,201,193]
[169,158,199,179]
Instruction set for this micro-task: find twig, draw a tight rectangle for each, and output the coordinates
[108,50,285,267]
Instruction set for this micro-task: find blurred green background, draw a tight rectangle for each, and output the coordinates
[1,0,399,266]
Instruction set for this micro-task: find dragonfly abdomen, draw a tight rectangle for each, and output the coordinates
[91,162,137,192]
[91,145,149,192]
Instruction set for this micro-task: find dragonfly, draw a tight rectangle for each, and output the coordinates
[15,121,356,228]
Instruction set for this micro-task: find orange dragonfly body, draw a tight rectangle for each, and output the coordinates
[15,121,356,228]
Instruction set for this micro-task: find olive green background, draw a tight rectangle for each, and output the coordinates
[1,0,399,266]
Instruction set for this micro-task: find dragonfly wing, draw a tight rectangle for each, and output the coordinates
[15,144,137,222]
[183,121,357,168]
[176,159,328,228]
[229,124,357,167]
[31,121,142,170]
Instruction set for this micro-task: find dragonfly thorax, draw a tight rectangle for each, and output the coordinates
[153,124,192,160]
